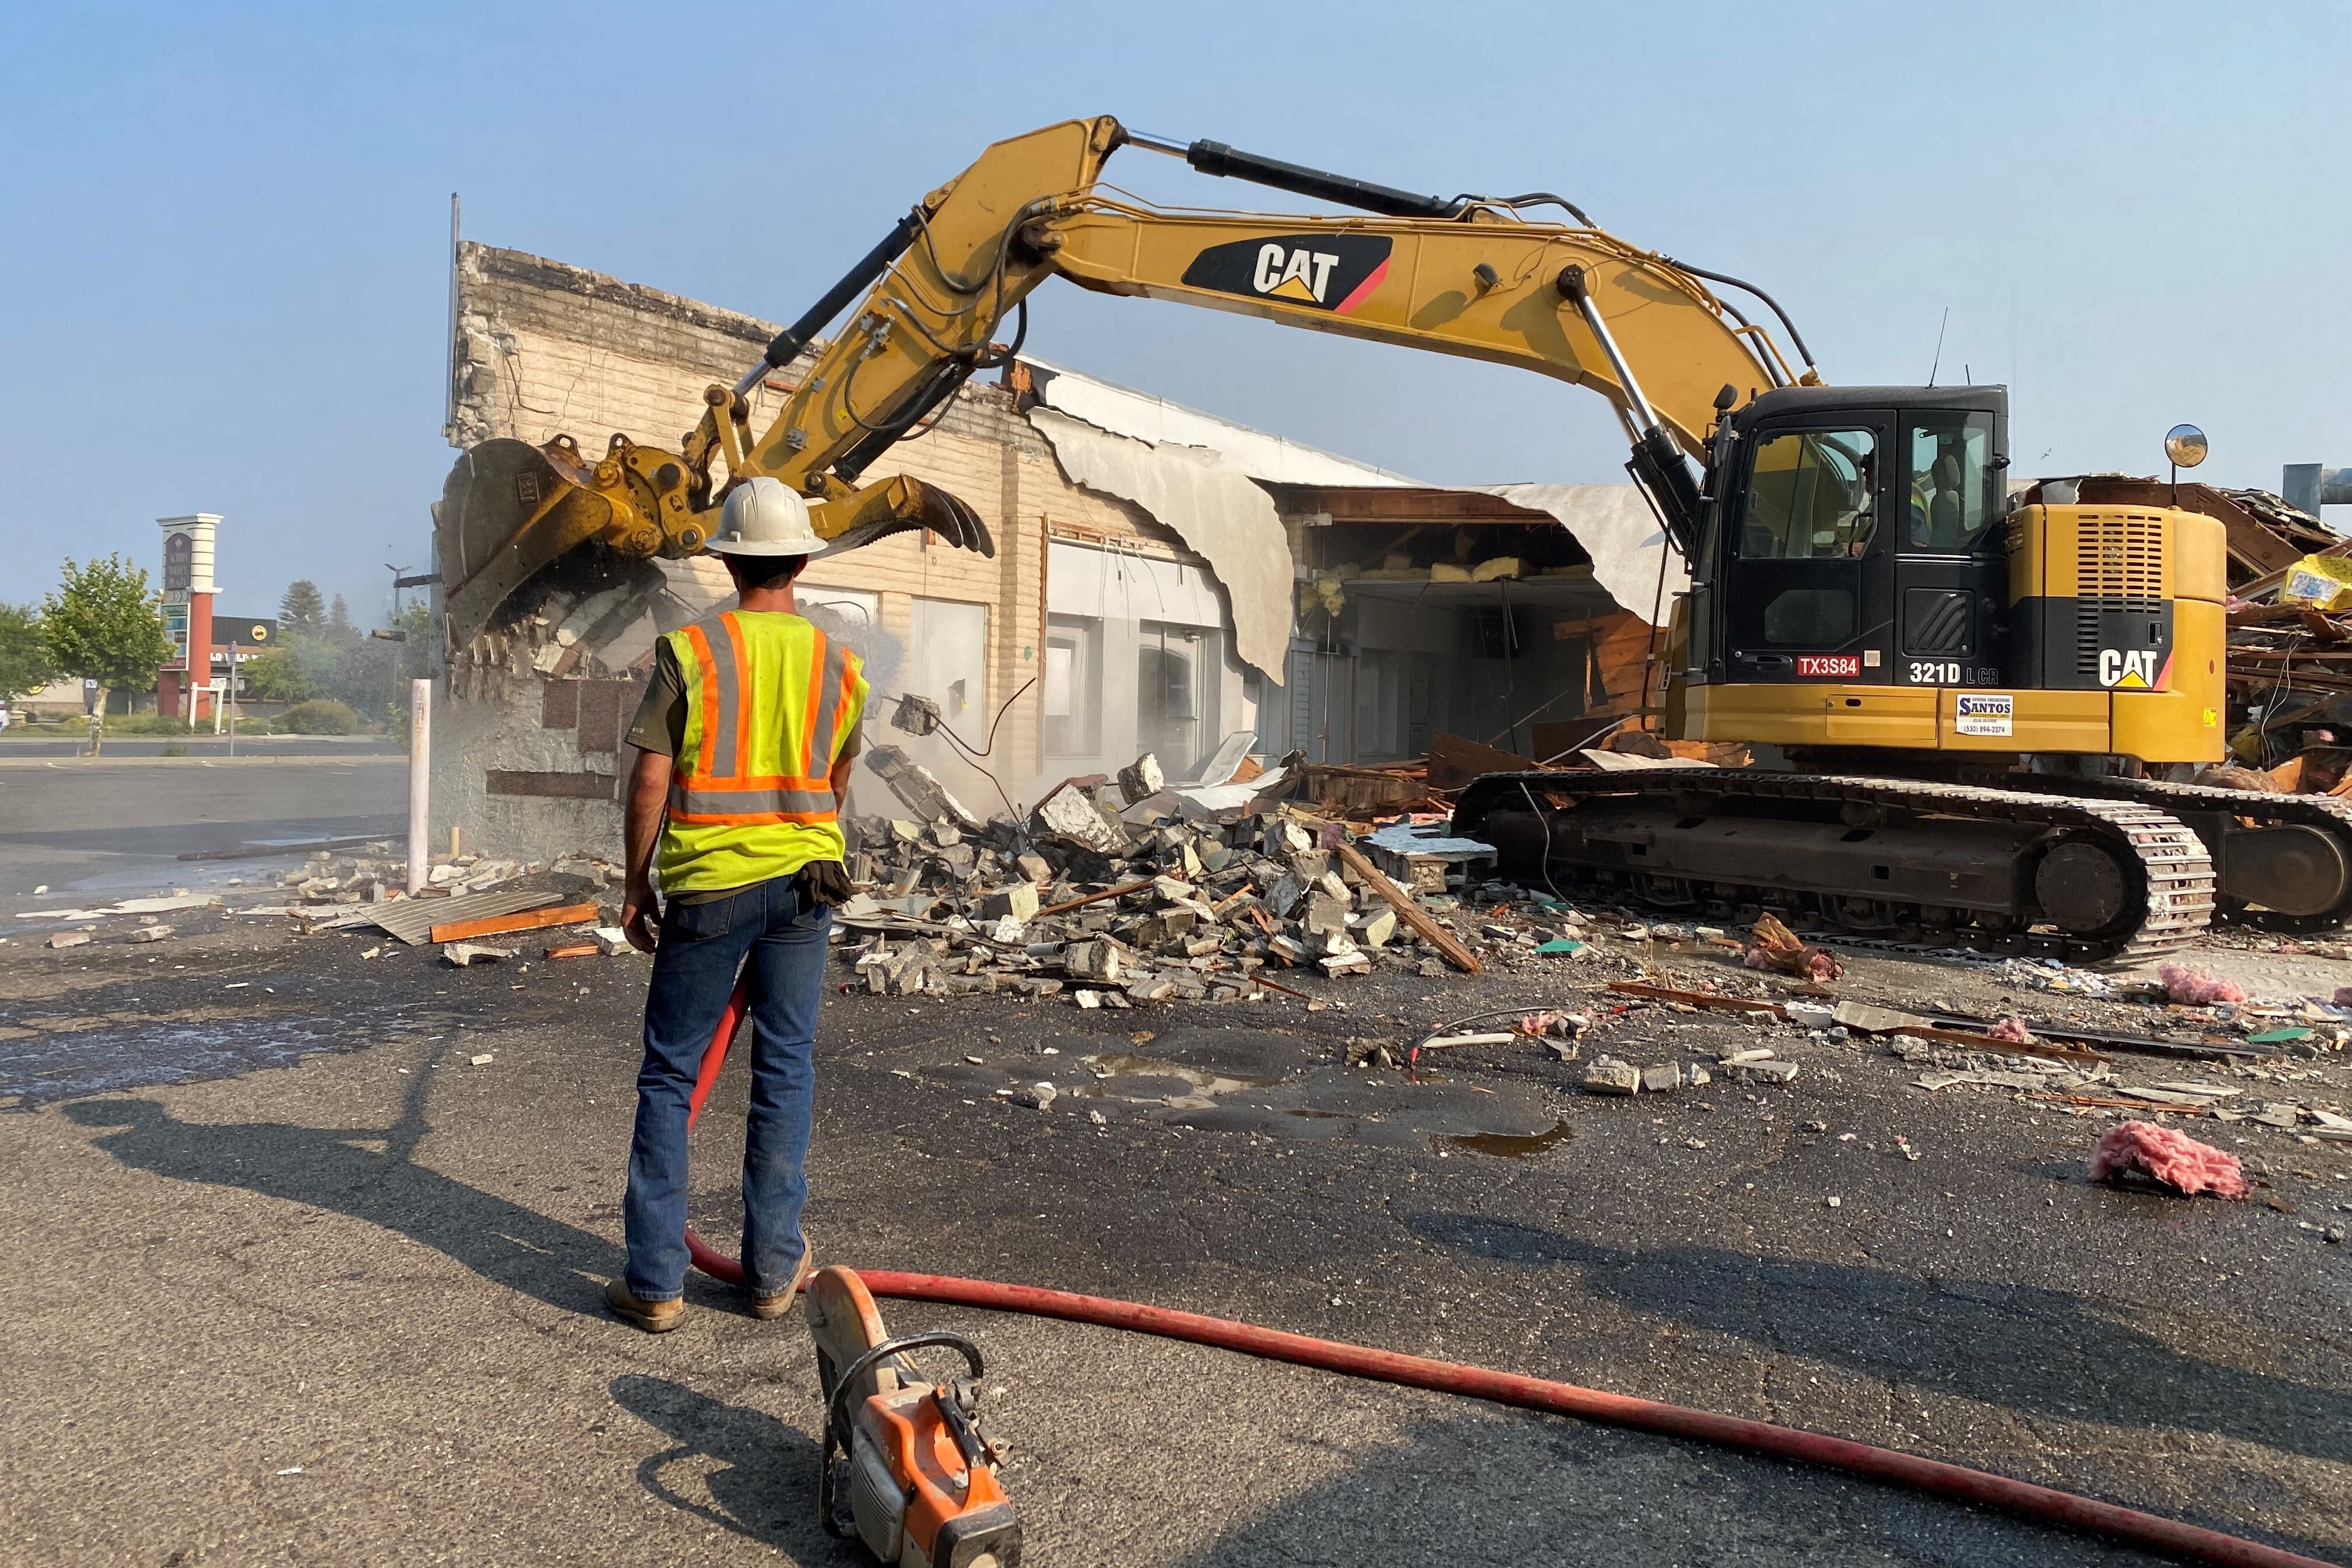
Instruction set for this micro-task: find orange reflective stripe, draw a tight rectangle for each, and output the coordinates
[682,624,721,777]
[800,628,830,777]
[834,649,862,762]
[723,611,753,782]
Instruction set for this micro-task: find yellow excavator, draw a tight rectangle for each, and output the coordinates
[438,114,2352,960]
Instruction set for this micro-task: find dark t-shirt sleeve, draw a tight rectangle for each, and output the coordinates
[624,639,687,757]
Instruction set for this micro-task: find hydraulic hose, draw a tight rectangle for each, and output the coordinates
[676,987,2332,1568]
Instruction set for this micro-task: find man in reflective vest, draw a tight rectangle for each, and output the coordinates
[606,477,868,1332]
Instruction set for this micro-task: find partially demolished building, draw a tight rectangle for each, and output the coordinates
[435,243,1671,856]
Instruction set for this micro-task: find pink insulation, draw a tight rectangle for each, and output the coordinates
[2090,1121,2249,1199]
[1986,1016,2036,1044]
[2156,964,2247,1006]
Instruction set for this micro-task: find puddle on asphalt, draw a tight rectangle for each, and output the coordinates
[1077,1052,1284,1109]
[1441,1119,1574,1160]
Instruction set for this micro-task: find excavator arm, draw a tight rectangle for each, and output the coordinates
[438,116,1812,647]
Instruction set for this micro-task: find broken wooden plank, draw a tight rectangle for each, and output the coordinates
[545,942,601,960]
[1887,1021,2106,1064]
[428,902,599,944]
[1034,880,1156,919]
[1333,841,1480,974]
[1606,981,1782,1016]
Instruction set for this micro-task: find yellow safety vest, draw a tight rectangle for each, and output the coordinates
[658,610,866,894]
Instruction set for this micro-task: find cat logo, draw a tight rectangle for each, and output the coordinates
[2098,648,2161,689]
[1180,233,1392,316]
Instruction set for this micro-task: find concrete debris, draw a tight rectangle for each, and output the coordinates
[865,744,984,832]
[981,883,1039,922]
[1583,1056,1643,1095]
[1116,752,1165,804]
[47,931,91,949]
[127,925,173,944]
[443,942,517,967]
[1030,778,1131,857]
[889,693,943,736]
[594,926,634,956]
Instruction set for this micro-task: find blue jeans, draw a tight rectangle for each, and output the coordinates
[623,873,832,1301]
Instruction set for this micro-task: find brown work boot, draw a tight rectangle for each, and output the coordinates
[747,1246,816,1321]
[606,1278,687,1333]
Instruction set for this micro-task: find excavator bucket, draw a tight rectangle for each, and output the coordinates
[437,438,638,650]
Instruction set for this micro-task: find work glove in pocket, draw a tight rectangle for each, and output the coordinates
[798,858,855,908]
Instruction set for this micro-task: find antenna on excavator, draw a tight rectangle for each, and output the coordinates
[1927,306,1949,387]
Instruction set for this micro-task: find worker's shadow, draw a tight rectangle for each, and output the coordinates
[1409,1210,2352,1469]
[63,1053,624,1318]
[610,1374,836,1557]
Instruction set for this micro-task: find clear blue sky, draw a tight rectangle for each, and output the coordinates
[2,2,2345,624]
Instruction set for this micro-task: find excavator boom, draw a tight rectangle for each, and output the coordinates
[436,116,1797,647]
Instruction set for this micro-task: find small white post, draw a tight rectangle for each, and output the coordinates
[407,678,432,894]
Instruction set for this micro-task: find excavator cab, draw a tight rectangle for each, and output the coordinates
[1684,384,2008,699]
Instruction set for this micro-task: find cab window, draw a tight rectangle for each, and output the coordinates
[1905,413,1995,551]
[1740,429,1877,560]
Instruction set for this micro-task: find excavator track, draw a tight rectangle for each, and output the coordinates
[1451,769,2214,966]
[2013,774,2352,933]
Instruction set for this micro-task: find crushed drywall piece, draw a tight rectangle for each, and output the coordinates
[1027,406,1294,682]
[1475,484,1689,626]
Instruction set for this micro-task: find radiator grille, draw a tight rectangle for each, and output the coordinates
[2075,513,2164,676]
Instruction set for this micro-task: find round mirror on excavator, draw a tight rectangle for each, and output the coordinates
[2164,424,2208,469]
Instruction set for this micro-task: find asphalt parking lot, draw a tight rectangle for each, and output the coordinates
[2,760,2347,1566]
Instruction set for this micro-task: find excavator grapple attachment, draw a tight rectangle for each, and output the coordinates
[436,437,660,650]
[434,438,994,649]
[814,474,995,561]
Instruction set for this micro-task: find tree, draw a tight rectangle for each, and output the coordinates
[0,602,55,704]
[326,594,356,643]
[42,555,173,702]
[241,637,335,702]
[280,579,326,634]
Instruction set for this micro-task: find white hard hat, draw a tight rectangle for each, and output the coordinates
[708,476,822,556]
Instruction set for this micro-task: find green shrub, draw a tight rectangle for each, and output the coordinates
[103,713,197,736]
[278,699,359,734]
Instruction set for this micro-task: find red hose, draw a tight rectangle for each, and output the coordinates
[681,980,750,1287]
[678,986,2332,1568]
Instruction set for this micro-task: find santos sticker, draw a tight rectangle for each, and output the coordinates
[1180,233,1392,314]
[1955,694,2014,737]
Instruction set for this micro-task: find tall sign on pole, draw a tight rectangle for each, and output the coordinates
[157,514,220,722]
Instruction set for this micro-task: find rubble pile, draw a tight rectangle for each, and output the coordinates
[833,774,1460,1006]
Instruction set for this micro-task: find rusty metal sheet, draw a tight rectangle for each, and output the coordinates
[369,887,568,945]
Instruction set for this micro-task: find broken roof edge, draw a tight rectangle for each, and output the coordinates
[1027,406,1294,684]
[1475,483,1690,628]
[1017,356,1424,489]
